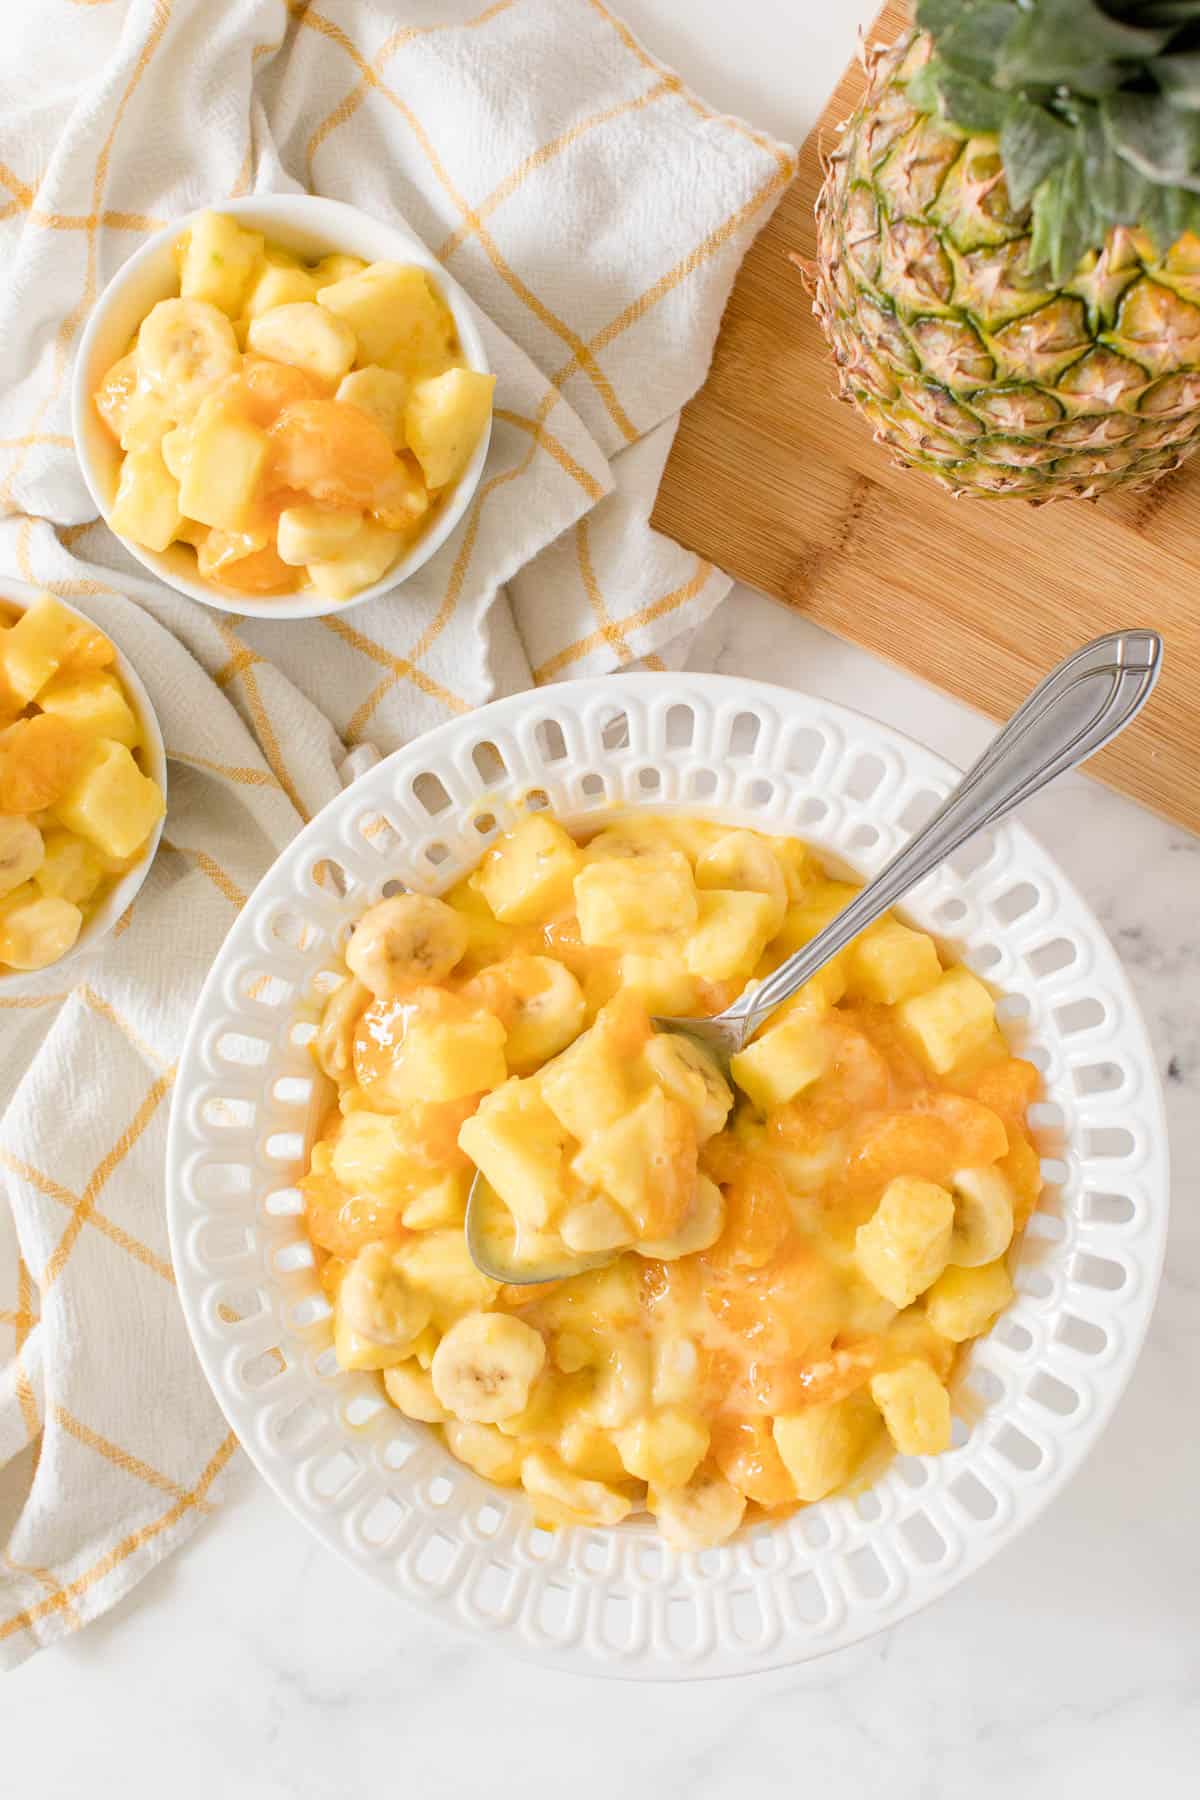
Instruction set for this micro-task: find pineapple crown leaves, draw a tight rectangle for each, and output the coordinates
[910,0,1200,277]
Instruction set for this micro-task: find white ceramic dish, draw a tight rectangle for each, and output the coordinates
[165,675,1168,1678]
[0,576,167,989]
[71,195,493,622]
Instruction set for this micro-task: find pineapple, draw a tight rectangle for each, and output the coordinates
[807,2,1200,499]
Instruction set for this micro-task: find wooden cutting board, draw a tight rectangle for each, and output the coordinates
[652,0,1199,834]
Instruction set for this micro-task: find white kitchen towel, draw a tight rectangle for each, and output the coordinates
[0,0,795,1667]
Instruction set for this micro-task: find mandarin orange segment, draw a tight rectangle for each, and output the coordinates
[710,1415,796,1507]
[0,713,85,812]
[202,537,300,595]
[301,1163,408,1258]
[707,1160,792,1270]
[1000,1132,1043,1227]
[961,1056,1041,1125]
[268,398,397,509]
[845,1108,957,1195]
[239,354,326,424]
[919,1091,1009,1164]
[61,619,116,671]
[744,1337,881,1415]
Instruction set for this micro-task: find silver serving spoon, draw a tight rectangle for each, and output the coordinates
[466,629,1162,1284]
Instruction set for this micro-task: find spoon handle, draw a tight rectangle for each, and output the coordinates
[734,629,1163,1040]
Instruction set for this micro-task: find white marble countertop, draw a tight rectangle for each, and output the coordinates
[7,3,1198,1793]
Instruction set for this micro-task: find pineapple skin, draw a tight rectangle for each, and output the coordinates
[809,31,1200,501]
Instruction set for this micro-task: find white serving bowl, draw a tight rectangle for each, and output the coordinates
[71,195,492,622]
[165,674,1168,1677]
[0,577,167,988]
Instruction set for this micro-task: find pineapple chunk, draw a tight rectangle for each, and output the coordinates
[109,445,184,553]
[385,1011,507,1105]
[474,813,581,925]
[617,948,698,1015]
[401,1172,468,1231]
[574,850,697,945]
[179,211,264,316]
[242,262,319,320]
[925,1259,1014,1342]
[177,399,269,533]
[337,365,410,449]
[118,384,177,454]
[306,521,403,602]
[615,1408,709,1490]
[897,966,996,1074]
[869,1363,952,1457]
[36,670,139,749]
[458,1076,568,1229]
[0,596,78,702]
[94,352,139,442]
[246,301,357,384]
[395,1227,499,1327]
[684,888,777,982]
[855,1174,955,1309]
[540,1022,632,1140]
[849,920,941,1004]
[313,253,368,287]
[317,262,455,370]
[777,880,860,950]
[570,1084,693,1234]
[772,1392,879,1502]
[52,739,164,860]
[730,1010,827,1111]
[276,505,363,567]
[405,367,495,489]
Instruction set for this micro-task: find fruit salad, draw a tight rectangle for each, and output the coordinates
[302,813,1042,1548]
[94,211,495,603]
[0,594,164,973]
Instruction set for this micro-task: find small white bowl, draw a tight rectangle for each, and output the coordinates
[71,195,493,623]
[0,577,167,987]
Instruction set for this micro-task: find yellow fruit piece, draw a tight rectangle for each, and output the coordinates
[444,1419,524,1484]
[772,1391,879,1502]
[897,966,997,1074]
[574,850,697,945]
[473,813,581,925]
[925,1258,1014,1342]
[318,261,456,371]
[855,1174,955,1309]
[36,669,139,749]
[405,367,495,488]
[34,829,105,906]
[242,262,319,320]
[400,1171,468,1231]
[684,888,778,982]
[617,948,697,1015]
[458,1076,568,1230]
[570,1084,686,1226]
[0,890,82,972]
[0,821,44,897]
[849,920,942,1005]
[333,1309,410,1373]
[177,399,270,533]
[0,714,85,814]
[383,1011,508,1105]
[337,364,410,449]
[558,1416,628,1484]
[110,444,184,552]
[275,505,363,567]
[394,1228,499,1327]
[305,520,403,603]
[312,253,369,287]
[777,881,860,950]
[731,1010,827,1111]
[53,738,165,860]
[94,352,139,442]
[179,211,264,316]
[539,1021,632,1140]
[869,1362,952,1457]
[615,1408,709,1490]
[329,1109,427,1206]
[370,455,429,533]
[117,382,177,455]
[1,596,84,702]
[520,1447,632,1528]
[247,301,357,384]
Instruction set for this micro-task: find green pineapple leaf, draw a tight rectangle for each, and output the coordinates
[1102,89,1200,189]
[1000,96,1075,208]
[1149,49,1200,110]
[995,0,1170,94]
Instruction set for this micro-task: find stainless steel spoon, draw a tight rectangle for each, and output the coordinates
[466,629,1163,1284]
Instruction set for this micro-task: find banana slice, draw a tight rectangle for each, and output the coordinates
[0,892,82,971]
[0,818,44,897]
[695,831,788,933]
[637,1173,725,1260]
[644,1033,732,1142]
[649,1467,746,1550]
[949,1166,1015,1267]
[430,1310,546,1422]
[583,1330,651,1429]
[382,1358,449,1423]
[520,1447,632,1527]
[314,973,369,1081]
[137,298,239,418]
[559,1196,636,1255]
[338,1242,433,1348]
[464,954,585,1075]
[444,1419,523,1485]
[345,893,469,996]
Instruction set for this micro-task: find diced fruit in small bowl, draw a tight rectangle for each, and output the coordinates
[71,197,494,620]
[0,580,166,981]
